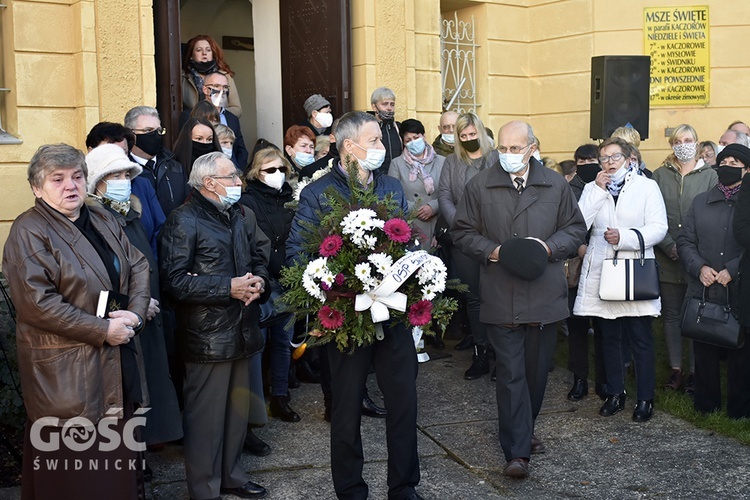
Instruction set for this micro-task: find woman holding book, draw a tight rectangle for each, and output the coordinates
[3,144,152,499]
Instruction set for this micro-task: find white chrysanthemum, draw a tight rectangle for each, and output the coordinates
[363,234,378,249]
[368,253,393,274]
[311,161,333,181]
[341,208,382,235]
[354,262,372,280]
[307,257,329,279]
[302,272,325,302]
[322,273,335,287]
[422,286,437,301]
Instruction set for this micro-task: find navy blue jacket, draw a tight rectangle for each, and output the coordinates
[131,176,166,259]
[286,163,409,265]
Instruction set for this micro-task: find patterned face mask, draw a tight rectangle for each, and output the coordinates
[673,142,696,162]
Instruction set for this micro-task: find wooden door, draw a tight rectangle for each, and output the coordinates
[153,0,182,149]
[280,0,351,130]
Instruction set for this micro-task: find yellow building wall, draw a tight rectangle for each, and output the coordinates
[0,0,155,261]
[352,0,750,170]
[351,0,443,134]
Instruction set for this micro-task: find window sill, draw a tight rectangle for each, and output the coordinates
[0,131,21,145]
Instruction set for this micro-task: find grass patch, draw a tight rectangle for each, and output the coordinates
[554,317,750,445]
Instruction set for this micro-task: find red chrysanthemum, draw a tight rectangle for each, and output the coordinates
[383,218,412,244]
[319,305,345,329]
[320,234,344,257]
[408,300,433,326]
[335,273,345,285]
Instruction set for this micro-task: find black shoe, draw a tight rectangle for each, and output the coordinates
[426,335,445,350]
[269,395,301,422]
[361,395,387,418]
[595,382,607,401]
[567,376,588,401]
[599,393,626,416]
[491,366,497,382]
[220,480,267,499]
[243,429,272,457]
[632,399,654,422]
[531,434,546,454]
[464,345,489,380]
[455,334,474,351]
[297,360,321,384]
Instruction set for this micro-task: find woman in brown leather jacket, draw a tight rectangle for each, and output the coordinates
[3,144,151,500]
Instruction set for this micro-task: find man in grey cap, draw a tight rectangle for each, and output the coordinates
[301,93,334,137]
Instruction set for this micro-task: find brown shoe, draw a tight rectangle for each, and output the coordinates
[503,458,529,479]
[531,434,546,454]
[664,369,683,390]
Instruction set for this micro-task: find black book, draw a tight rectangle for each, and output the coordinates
[96,290,130,318]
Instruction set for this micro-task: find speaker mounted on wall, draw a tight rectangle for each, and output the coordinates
[590,55,651,140]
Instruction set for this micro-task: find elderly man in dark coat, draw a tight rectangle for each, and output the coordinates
[160,151,271,500]
[452,120,586,480]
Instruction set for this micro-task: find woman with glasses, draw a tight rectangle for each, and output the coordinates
[698,140,719,169]
[437,112,498,379]
[652,124,718,394]
[182,34,242,117]
[573,137,668,422]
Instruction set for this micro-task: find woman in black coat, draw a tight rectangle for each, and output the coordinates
[681,143,750,418]
[85,144,183,445]
[240,147,300,422]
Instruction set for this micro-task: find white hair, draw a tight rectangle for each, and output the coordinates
[188,152,230,188]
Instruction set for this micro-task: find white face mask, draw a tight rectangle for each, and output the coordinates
[609,162,629,184]
[315,111,333,128]
[441,133,455,145]
[104,179,131,203]
[532,150,541,161]
[717,144,726,154]
[262,170,286,191]
[221,146,233,158]
[210,90,227,109]
[351,142,386,171]
[294,151,315,167]
[499,153,528,174]
[673,142,696,162]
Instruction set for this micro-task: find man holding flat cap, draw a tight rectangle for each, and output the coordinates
[452,120,586,480]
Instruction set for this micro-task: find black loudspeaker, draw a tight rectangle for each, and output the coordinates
[590,56,651,140]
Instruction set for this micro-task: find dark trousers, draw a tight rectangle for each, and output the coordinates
[449,246,487,346]
[183,359,252,500]
[694,329,750,418]
[327,322,419,500]
[567,310,606,385]
[599,316,655,401]
[487,323,557,462]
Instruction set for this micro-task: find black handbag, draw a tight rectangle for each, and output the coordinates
[598,228,660,301]
[681,286,744,349]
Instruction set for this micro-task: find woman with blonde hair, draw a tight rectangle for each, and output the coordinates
[438,112,499,379]
[652,123,718,394]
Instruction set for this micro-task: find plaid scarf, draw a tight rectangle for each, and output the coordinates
[401,143,436,195]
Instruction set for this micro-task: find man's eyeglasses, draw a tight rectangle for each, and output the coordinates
[212,174,241,182]
[262,167,288,174]
[206,85,231,96]
[132,127,166,136]
[497,144,532,154]
[598,153,626,164]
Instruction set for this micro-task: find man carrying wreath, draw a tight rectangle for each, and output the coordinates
[286,111,422,500]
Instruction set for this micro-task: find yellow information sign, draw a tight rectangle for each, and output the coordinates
[644,6,710,106]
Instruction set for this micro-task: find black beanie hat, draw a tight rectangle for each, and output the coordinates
[716,143,750,169]
[498,238,548,281]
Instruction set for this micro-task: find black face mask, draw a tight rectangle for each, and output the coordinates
[717,165,744,187]
[461,139,480,153]
[192,141,216,162]
[577,163,601,183]
[190,59,217,74]
[134,130,163,157]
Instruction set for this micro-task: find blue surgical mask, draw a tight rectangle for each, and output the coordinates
[406,137,426,156]
[221,146,233,158]
[104,179,131,203]
[352,142,386,171]
[294,151,315,167]
[218,185,241,207]
[441,133,455,145]
[499,153,527,174]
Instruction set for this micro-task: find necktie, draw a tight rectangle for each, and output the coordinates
[514,177,524,193]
